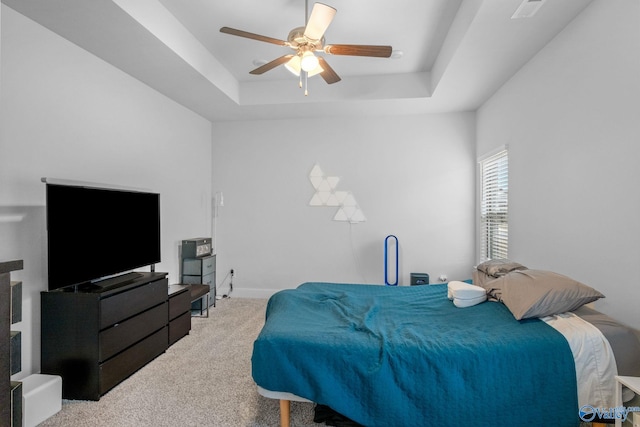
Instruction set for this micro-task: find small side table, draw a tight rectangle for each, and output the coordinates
[615,375,640,427]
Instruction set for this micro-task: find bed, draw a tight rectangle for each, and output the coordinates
[252,276,640,427]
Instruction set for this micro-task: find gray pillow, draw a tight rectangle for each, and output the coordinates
[473,270,497,288]
[487,269,604,320]
[476,259,527,277]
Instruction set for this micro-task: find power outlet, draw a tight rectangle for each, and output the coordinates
[633,412,640,427]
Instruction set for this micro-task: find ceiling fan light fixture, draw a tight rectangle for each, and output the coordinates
[285,55,302,76]
[306,64,324,77]
[286,54,323,77]
[300,51,320,72]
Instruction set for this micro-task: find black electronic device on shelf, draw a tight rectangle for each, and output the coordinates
[43,178,161,291]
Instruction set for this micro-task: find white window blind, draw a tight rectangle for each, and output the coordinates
[479,148,509,262]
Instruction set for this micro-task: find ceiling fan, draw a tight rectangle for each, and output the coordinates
[220,2,393,94]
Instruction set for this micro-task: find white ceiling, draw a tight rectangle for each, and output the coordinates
[1,0,593,122]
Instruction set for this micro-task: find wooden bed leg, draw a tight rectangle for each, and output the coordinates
[279,399,291,427]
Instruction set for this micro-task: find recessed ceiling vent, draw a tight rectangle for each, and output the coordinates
[511,0,547,19]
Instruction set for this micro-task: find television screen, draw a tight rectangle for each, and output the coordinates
[45,182,161,291]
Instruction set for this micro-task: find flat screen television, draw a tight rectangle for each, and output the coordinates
[45,180,161,291]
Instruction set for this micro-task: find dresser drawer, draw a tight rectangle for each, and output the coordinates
[100,278,168,328]
[100,302,167,361]
[100,327,167,395]
[168,288,191,320]
[182,273,214,287]
[169,311,191,345]
[202,272,214,287]
[183,255,215,276]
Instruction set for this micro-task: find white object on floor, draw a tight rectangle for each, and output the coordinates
[22,374,62,427]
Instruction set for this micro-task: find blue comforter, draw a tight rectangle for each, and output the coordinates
[252,283,579,427]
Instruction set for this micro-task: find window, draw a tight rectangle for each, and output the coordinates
[478,147,509,262]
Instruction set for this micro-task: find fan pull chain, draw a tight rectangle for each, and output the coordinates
[304,71,309,96]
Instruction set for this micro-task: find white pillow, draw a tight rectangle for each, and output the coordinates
[448,281,487,308]
[454,294,487,308]
[447,281,486,300]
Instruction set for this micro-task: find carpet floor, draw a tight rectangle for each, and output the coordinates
[40,297,317,427]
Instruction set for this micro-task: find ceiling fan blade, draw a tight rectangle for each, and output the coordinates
[324,44,393,58]
[220,27,287,46]
[250,55,294,75]
[304,3,336,40]
[317,57,341,84]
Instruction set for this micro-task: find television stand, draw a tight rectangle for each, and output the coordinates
[41,272,169,400]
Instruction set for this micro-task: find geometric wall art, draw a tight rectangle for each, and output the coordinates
[308,163,366,223]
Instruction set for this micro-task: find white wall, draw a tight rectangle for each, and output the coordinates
[212,113,476,297]
[477,0,640,328]
[0,6,213,377]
